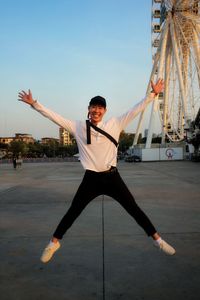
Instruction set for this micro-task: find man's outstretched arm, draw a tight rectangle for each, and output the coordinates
[117,78,164,130]
[18,89,75,134]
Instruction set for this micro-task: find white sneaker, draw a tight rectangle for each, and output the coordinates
[154,239,176,255]
[40,241,61,263]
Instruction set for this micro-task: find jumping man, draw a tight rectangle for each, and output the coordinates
[18,79,175,263]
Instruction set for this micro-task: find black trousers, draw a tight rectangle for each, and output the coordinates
[53,168,157,239]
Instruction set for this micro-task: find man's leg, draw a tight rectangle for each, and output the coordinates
[41,171,101,263]
[53,173,100,239]
[104,170,157,236]
[104,170,175,255]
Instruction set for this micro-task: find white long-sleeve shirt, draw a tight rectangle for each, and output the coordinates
[32,95,154,172]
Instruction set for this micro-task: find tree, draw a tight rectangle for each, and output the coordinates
[9,140,28,157]
[65,144,78,156]
[118,130,135,152]
[0,143,9,150]
[27,141,43,157]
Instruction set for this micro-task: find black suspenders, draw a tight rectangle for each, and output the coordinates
[86,120,118,147]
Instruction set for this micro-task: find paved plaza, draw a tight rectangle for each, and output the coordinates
[0,160,200,300]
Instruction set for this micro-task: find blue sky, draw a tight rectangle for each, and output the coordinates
[0,0,153,139]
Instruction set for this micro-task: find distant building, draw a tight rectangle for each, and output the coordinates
[0,137,14,144]
[0,133,34,144]
[59,127,73,145]
[41,137,59,145]
[15,133,35,144]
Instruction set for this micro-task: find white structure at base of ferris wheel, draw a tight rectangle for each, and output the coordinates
[133,0,200,148]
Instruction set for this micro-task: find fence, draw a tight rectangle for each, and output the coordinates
[0,157,79,164]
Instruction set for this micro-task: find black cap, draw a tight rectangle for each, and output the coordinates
[89,96,106,108]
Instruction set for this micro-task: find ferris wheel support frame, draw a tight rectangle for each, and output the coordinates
[193,28,200,87]
[169,12,188,121]
[132,51,160,146]
[145,17,169,149]
[161,36,172,144]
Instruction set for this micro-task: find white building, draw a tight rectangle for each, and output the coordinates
[59,128,73,145]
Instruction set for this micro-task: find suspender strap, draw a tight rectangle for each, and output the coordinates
[86,120,118,147]
[86,120,91,144]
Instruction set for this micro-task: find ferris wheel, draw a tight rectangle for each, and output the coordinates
[133,0,200,148]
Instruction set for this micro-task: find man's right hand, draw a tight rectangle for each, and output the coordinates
[18,89,36,106]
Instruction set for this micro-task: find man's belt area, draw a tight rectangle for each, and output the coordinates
[86,166,117,174]
[100,166,117,174]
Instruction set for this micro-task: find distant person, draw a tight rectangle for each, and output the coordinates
[12,157,17,169]
[18,79,175,263]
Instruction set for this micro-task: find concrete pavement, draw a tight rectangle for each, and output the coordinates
[0,161,200,300]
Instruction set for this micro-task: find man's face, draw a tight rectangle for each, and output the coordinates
[88,105,107,125]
